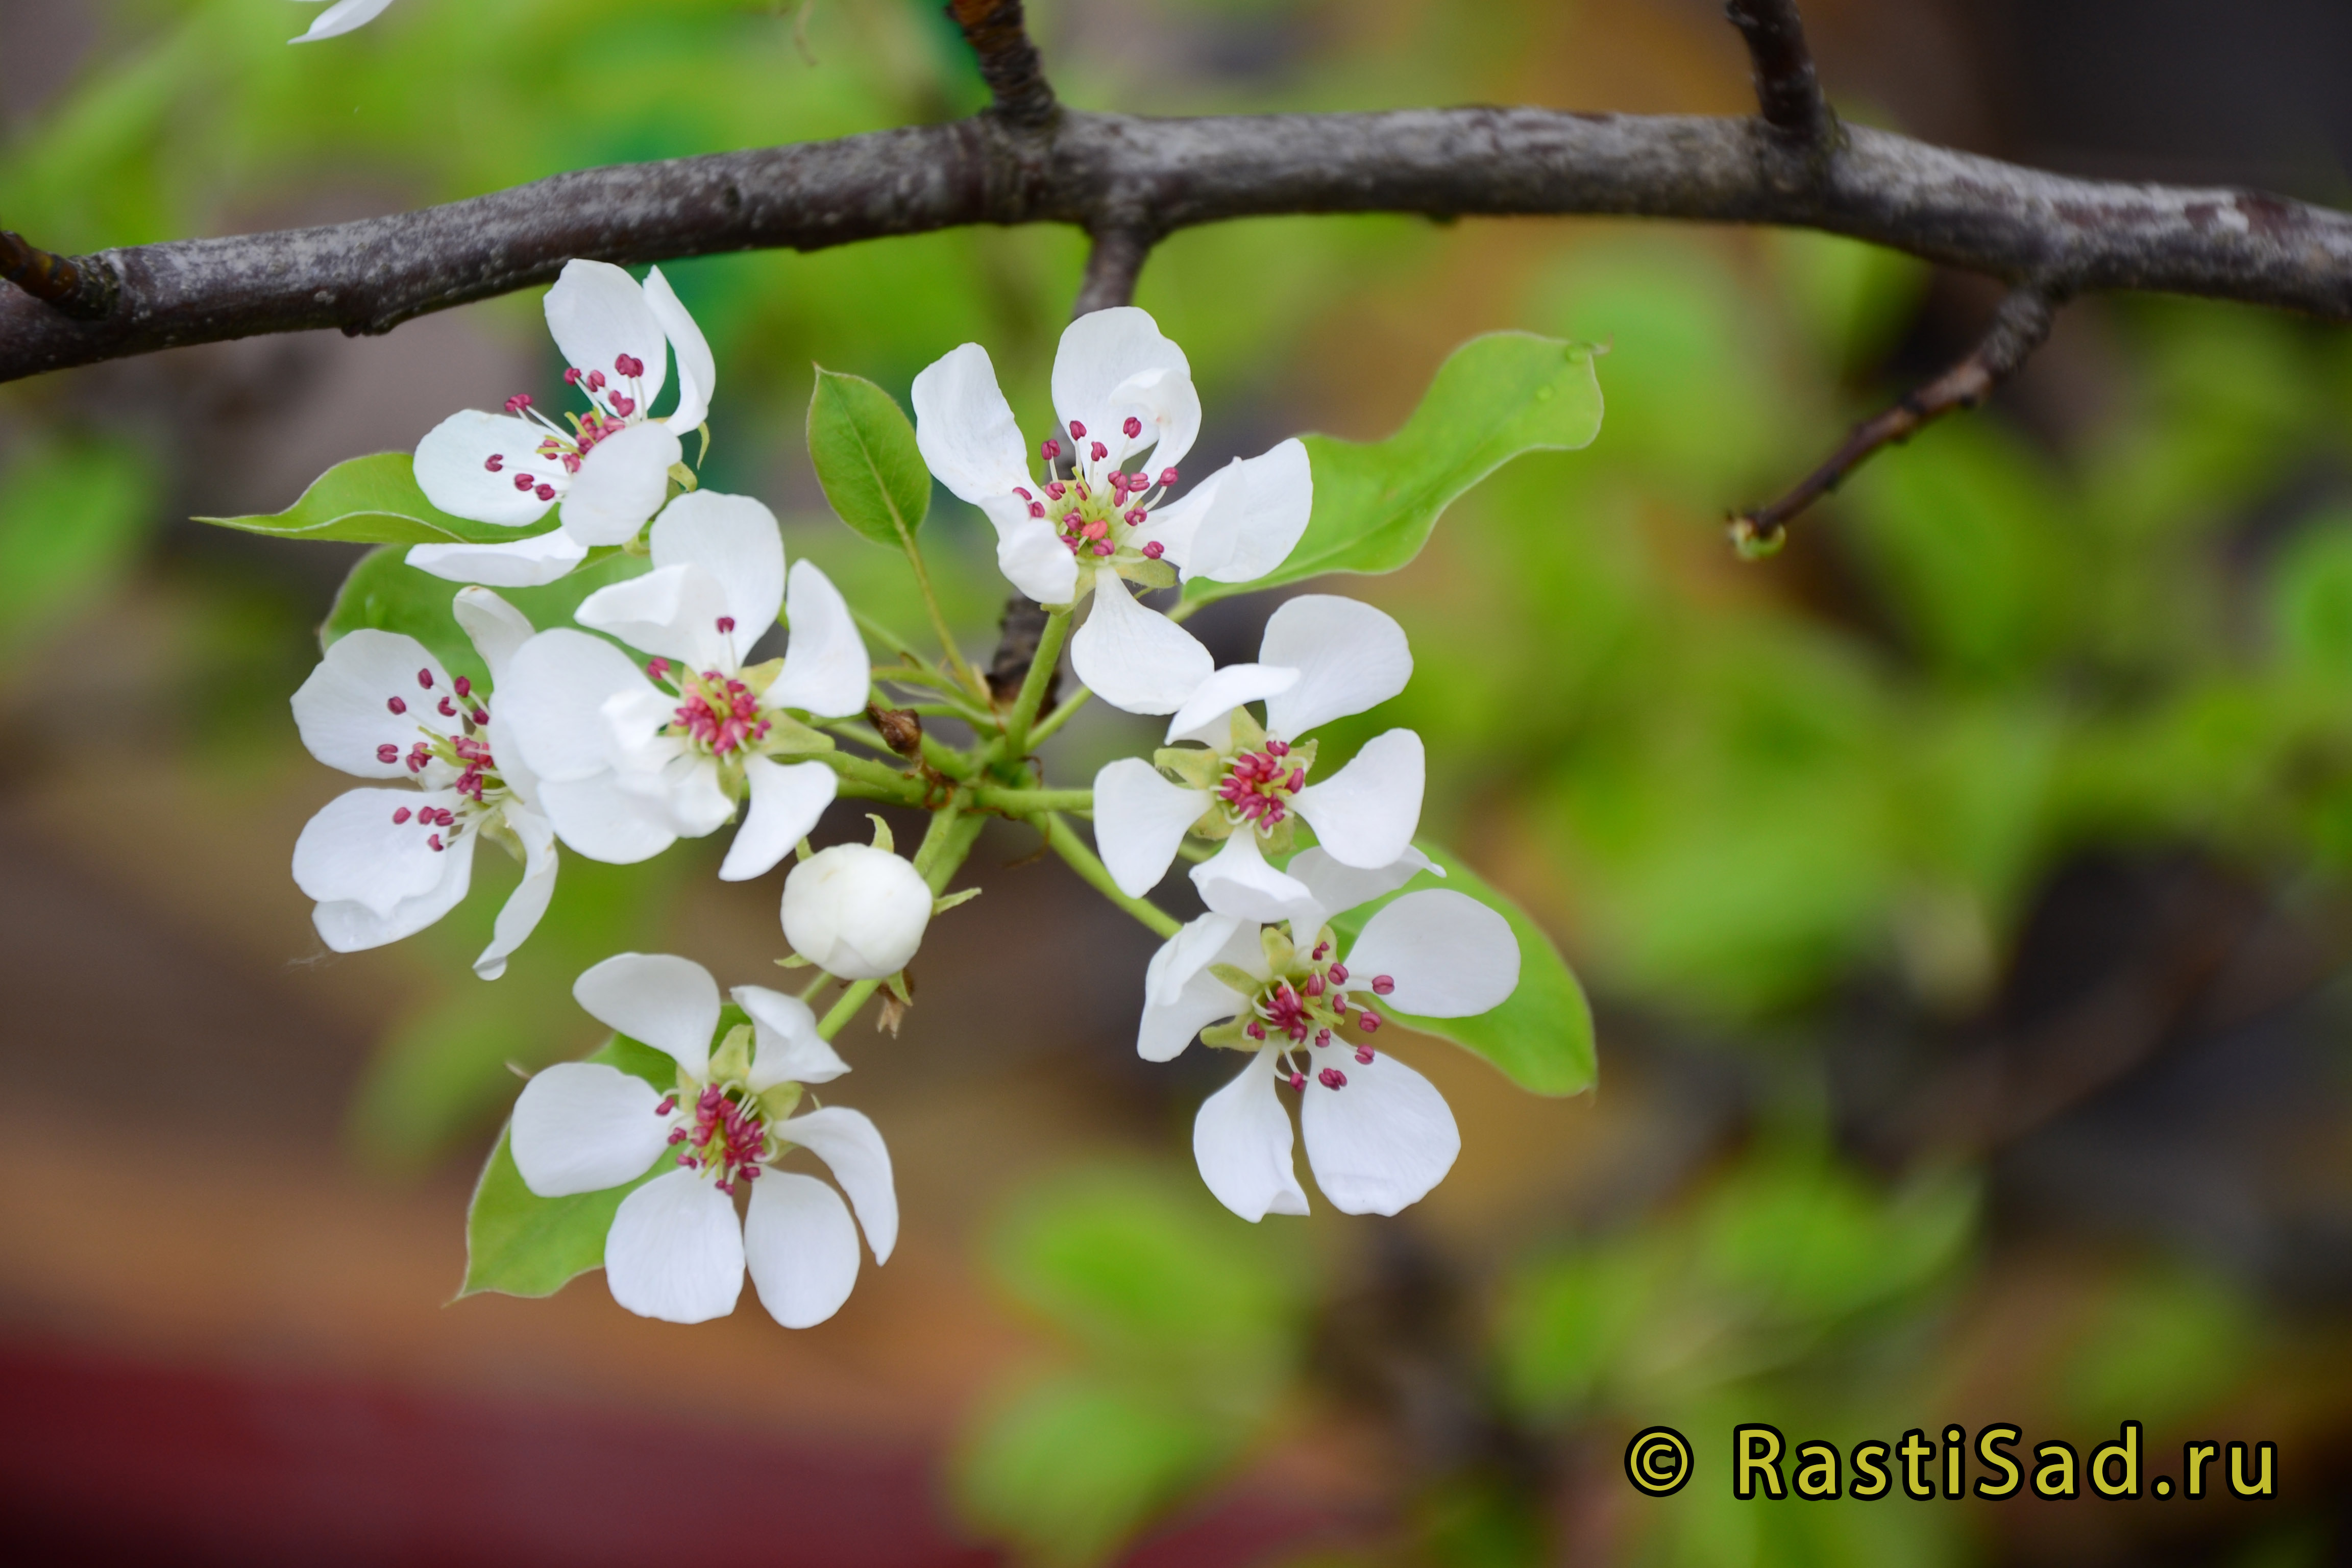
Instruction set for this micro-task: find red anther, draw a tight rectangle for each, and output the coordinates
[468,707,487,725]
[1245,1021,1266,1041]
[376,744,400,763]
[383,696,406,716]
[1044,481,1066,499]
[1266,739,1290,757]
[484,455,504,472]
[1289,1070,1307,1092]
[615,353,644,378]
[1064,536,1082,554]
[1355,1046,1375,1065]
[451,676,470,699]
[418,669,435,689]
[1142,541,1165,559]
[1122,415,1142,438]
[387,806,409,825]
[427,833,445,852]
[1315,1028,1332,1047]
[1068,421,1087,439]
[1090,440,1108,462]
[716,616,736,634]
[535,483,555,501]
[1041,438,1061,460]
[1082,520,1108,541]
[1013,486,1032,501]
[1158,467,1179,486]
[512,472,535,492]
[1359,1012,1382,1033]
[648,656,670,679]
[1370,974,1394,995]
[1124,508,1147,526]
[587,370,606,390]
[610,394,636,417]
[1329,962,1349,983]
[1287,768,1305,791]
[741,1164,761,1180]
[1074,480,1090,499]
[1028,502,1046,518]
[1091,541,1113,556]
[1304,972,1325,997]
[564,368,583,385]
[504,394,533,414]
[1318,1068,1348,1090]
[438,696,458,717]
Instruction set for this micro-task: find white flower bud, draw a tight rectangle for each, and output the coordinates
[782,844,933,980]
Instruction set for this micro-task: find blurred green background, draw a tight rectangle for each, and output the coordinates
[3,1,2351,1564]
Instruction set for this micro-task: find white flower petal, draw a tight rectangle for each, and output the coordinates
[413,410,559,527]
[1092,759,1209,898]
[292,629,447,777]
[1168,439,1312,585]
[576,563,733,670]
[781,845,932,980]
[502,629,650,783]
[1344,889,1520,1018]
[1282,844,1440,939]
[769,560,870,718]
[292,787,460,913]
[730,986,851,1088]
[1138,963,1250,1063]
[1192,1049,1309,1222]
[559,421,682,547]
[649,491,782,665]
[1260,595,1413,740]
[1190,831,1314,925]
[1299,1049,1459,1216]
[535,774,681,864]
[573,952,721,1076]
[911,342,1032,504]
[1052,308,1199,472]
[743,1172,860,1330]
[1291,728,1425,870]
[405,530,590,588]
[545,260,669,412]
[1163,662,1300,746]
[988,499,1081,605]
[1068,572,1213,716]
[452,586,535,687]
[508,1062,668,1197]
[641,266,715,430]
[605,1167,743,1325]
[289,0,397,43]
[474,805,558,981]
[719,756,837,883]
[1144,912,1255,1008]
[309,826,475,953]
[776,1107,897,1264]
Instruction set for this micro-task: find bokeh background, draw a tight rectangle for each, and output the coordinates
[5,1,2352,1563]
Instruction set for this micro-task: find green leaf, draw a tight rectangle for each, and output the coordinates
[0,434,160,658]
[323,543,650,688]
[196,451,565,546]
[1325,838,1596,1096]
[458,1035,677,1299]
[806,366,931,548]
[1185,333,1602,604]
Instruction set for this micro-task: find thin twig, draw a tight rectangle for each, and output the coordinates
[1,230,115,320]
[1731,288,2059,553]
[1073,229,1153,316]
[1722,0,1836,150]
[947,0,1056,130]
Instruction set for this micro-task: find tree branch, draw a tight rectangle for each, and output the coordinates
[1073,228,1152,316]
[947,0,1057,130]
[1723,0,1835,150]
[1731,287,2058,552]
[1,229,116,320]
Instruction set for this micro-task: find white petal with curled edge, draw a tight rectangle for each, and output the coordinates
[293,787,460,914]
[1190,831,1314,925]
[290,0,397,43]
[573,952,721,1076]
[508,1062,668,1197]
[406,530,589,589]
[1192,1050,1309,1221]
[452,586,535,687]
[535,774,679,865]
[777,1107,897,1263]
[1052,308,1199,472]
[1068,572,1214,716]
[292,629,446,777]
[1140,463,1227,569]
[770,560,870,718]
[1291,728,1425,870]
[576,564,732,670]
[1093,759,1209,898]
[1344,889,1519,1018]
[1179,439,1312,585]
[1260,595,1413,740]
[501,629,649,783]
[1163,662,1300,746]
[731,986,851,1089]
[911,341,1032,502]
[987,497,1080,605]
[560,421,682,547]
[720,757,837,883]
[1300,1049,1459,1216]
[743,1172,860,1330]
[605,1168,744,1325]
[544,260,669,410]
[309,821,475,952]
[642,267,715,430]
[413,410,558,527]
[1282,845,1440,938]
[649,491,782,665]
[474,805,558,981]
[1138,961,1248,1063]
[1144,912,1253,1008]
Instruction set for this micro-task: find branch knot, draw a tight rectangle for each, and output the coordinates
[1,231,118,321]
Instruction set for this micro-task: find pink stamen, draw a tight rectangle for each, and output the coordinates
[1029,502,1046,518]
[610,394,636,417]
[427,833,444,852]
[1068,421,1087,439]
[564,368,583,386]
[1159,467,1179,486]
[586,370,606,391]
[1090,440,1108,462]
[392,806,412,824]
[1013,487,1032,500]
[375,744,399,763]
[386,696,407,715]
[614,353,644,378]
[1318,1068,1348,1090]
[1329,962,1348,983]
[504,394,533,414]
[483,455,504,473]
[1355,1046,1376,1065]
[417,670,435,690]
[438,697,458,718]
[1359,1012,1381,1033]
[1141,541,1165,559]
[1289,1070,1307,1091]
[716,616,736,634]
[1370,975,1394,995]
[453,677,472,698]
[1041,438,1061,460]
[1122,416,1142,438]
[1090,541,1112,556]
[512,472,535,492]
[534,484,555,501]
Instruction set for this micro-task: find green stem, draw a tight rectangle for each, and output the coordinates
[973,786,1093,816]
[820,750,927,804]
[995,608,1069,769]
[900,537,990,703]
[1027,686,1092,747]
[853,610,929,669]
[1041,812,1182,939]
[818,981,880,1039]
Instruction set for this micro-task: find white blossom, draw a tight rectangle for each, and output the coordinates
[1093,594,1424,919]
[1138,850,1519,1220]
[910,307,1312,715]
[510,953,891,1328]
[289,587,556,979]
[496,492,869,880]
[782,843,933,981]
[289,0,395,42]
[407,260,715,589]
